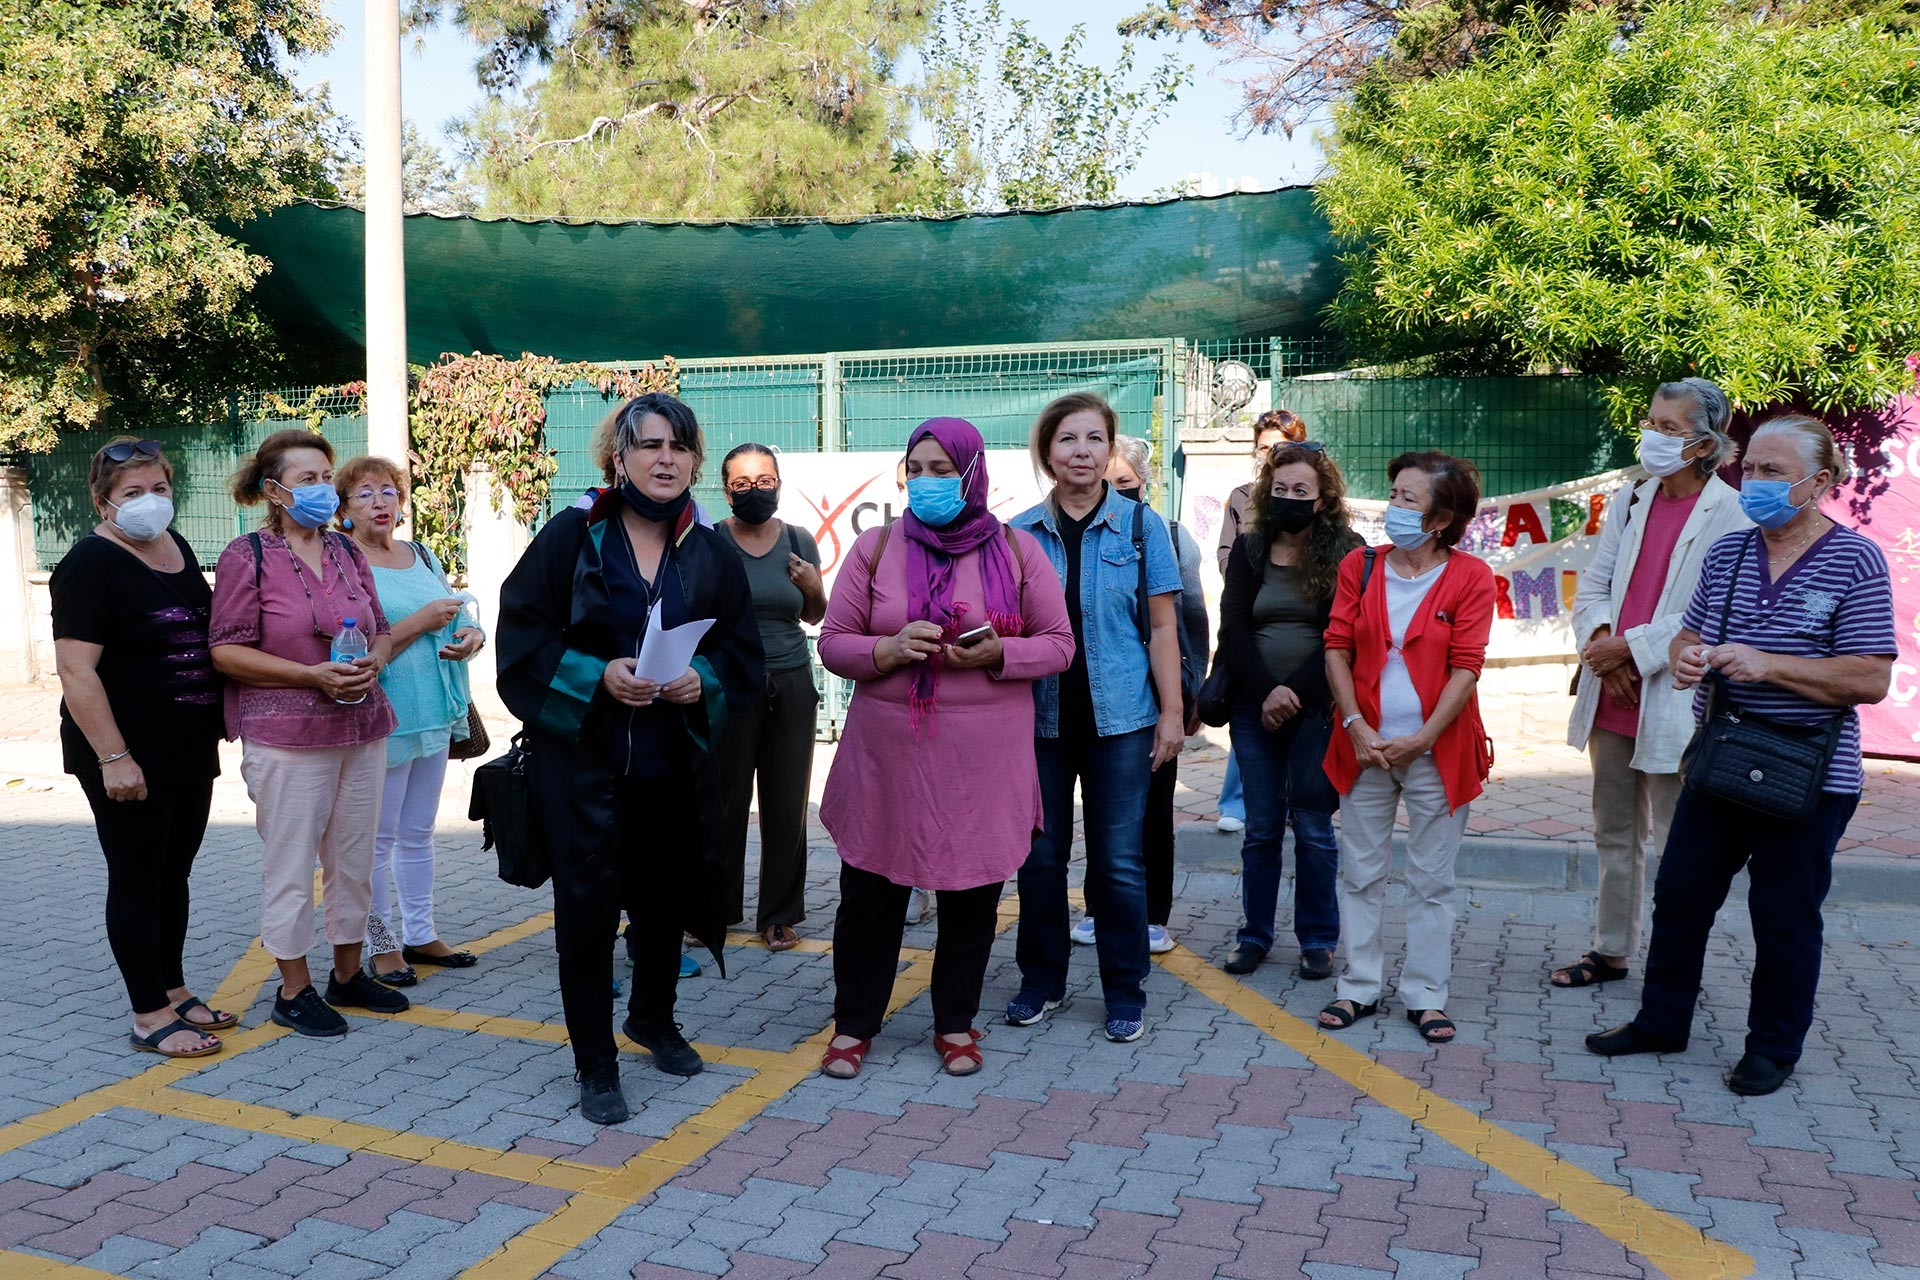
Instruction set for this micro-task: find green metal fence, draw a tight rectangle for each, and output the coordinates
[26,390,369,571]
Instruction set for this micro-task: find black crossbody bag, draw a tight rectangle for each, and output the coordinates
[1680,531,1843,820]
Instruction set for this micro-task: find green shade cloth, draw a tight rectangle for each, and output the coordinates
[239,189,1341,364]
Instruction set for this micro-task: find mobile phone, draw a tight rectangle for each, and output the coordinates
[954,624,995,648]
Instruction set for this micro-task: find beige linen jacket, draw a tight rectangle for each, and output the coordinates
[1566,472,1751,774]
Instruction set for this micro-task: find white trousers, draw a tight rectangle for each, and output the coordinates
[1335,754,1470,1010]
[366,749,449,953]
[1586,728,1682,959]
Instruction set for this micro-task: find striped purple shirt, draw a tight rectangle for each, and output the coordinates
[1681,525,1896,793]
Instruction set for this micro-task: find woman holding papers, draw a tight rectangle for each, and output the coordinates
[496,393,763,1125]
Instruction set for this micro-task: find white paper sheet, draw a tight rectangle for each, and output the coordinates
[634,608,715,685]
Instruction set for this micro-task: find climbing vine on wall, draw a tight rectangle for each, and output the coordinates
[407,353,678,575]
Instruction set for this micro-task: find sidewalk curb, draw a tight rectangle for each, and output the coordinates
[1175,824,1920,907]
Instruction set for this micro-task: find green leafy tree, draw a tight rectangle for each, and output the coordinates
[916,0,1190,210]
[330,120,480,215]
[1318,1,1920,420]
[0,0,342,451]
[426,0,938,219]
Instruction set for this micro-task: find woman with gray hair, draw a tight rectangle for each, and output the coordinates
[1555,378,1749,991]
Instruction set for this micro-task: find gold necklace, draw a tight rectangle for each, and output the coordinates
[1766,521,1822,563]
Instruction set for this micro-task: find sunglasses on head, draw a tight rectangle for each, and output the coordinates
[1270,440,1326,461]
[100,439,162,464]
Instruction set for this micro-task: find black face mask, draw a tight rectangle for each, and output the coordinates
[729,487,780,525]
[618,477,692,524]
[1113,484,1143,502]
[1265,496,1318,535]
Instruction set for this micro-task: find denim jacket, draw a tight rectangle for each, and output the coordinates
[1012,488,1183,739]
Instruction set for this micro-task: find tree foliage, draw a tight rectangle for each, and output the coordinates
[1317,0,1920,421]
[423,0,936,219]
[0,0,342,451]
[329,120,480,215]
[916,0,1189,210]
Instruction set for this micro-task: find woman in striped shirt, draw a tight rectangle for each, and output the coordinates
[1586,415,1895,1097]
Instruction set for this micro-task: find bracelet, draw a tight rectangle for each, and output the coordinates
[96,750,130,766]
[1341,713,1364,730]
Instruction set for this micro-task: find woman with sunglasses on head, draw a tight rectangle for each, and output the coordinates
[334,457,486,988]
[1217,441,1362,980]
[53,438,230,1059]
[209,429,408,1039]
[714,444,827,952]
[496,393,763,1124]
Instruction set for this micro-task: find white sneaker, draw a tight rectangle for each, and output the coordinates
[905,888,934,923]
[1069,917,1098,946]
[1147,924,1175,954]
[1215,815,1245,833]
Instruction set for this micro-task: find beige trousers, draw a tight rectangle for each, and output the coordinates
[1586,728,1682,959]
[240,740,384,961]
[1334,754,1470,1011]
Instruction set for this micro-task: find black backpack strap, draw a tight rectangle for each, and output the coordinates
[786,523,801,559]
[248,531,264,588]
[1133,502,1151,646]
[1360,546,1378,595]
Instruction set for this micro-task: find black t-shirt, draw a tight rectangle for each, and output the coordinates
[50,532,223,781]
[592,526,685,778]
[1058,501,1100,742]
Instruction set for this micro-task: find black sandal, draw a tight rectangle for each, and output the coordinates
[1408,1009,1456,1044]
[131,1019,221,1058]
[1550,951,1629,989]
[402,945,477,969]
[367,963,418,988]
[1318,999,1379,1031]
[173,996,238,1032]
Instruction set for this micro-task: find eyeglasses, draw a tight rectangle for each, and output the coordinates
[350,487,401,502]
[1637,419,1689,437]
[724,477,780,494]
[99,439,162,464]
[1269,440,1326,461]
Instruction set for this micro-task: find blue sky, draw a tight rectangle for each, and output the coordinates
[289,0,1326,208]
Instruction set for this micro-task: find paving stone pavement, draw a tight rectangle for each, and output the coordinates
[0,678,1917,1278]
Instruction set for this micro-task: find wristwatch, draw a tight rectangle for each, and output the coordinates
[1341,713,1364,730]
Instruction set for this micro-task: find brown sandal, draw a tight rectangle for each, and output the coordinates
[934,1029,985,1076]
[763,924,800,952]
[820,1037,871,1078]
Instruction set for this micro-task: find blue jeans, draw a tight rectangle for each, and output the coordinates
[1219,750,1245,822]
[1018,728,1154,1019]
[1230,708,1340,954]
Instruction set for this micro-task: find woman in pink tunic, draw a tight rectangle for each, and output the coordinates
[818,418,1074,1079]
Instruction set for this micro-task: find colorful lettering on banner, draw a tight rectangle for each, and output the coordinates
[1510,565,1560,619]
[1501,503,1549,548]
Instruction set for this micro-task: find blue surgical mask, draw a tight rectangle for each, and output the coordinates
[1739,475,1816,530]
[904,454,978,528]
[272,479,340,529]
[1383,505,1432,550]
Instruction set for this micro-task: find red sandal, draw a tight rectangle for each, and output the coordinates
[934,1028,986,1076]
[820,1037,871,1078]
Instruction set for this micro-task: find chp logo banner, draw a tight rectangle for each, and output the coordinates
[1346,467,1640,661]
[773,450,1045,589]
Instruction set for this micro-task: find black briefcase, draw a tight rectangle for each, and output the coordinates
[469,733,550,889]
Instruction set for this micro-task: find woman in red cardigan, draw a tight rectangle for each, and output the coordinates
[1319,451,1496,1045]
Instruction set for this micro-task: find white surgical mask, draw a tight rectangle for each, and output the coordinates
[108,493,174,542]
[1637,430,1691,478]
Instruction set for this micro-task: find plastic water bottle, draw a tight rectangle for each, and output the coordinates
[331,617,369,705]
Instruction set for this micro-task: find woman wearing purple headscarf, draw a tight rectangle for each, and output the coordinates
[816,419,1075,1078]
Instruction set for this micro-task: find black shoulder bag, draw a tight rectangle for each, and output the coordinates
[1680,531,1843,820]
[1133,503,1198,723]
[469,730,548,889]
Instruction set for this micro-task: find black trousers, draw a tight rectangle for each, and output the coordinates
[1144,757,1177,927]
[77,769,215,1015]
[720,665,818,931]
[537,744,692,1072]
[1632,787,1859,1065]
[832,862,1002,1040]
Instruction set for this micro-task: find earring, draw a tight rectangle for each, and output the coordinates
[342,517,354,530]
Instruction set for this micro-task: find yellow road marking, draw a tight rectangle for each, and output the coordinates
[1156,945,1756,1280]
[340,1004,788,1071]
[0,1249,128,1278]
[458,911,557,957]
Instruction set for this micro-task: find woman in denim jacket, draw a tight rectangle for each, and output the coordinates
[1008,393,1187,1043]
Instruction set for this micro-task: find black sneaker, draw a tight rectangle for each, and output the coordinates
[271,985,349,1038]
[326,968,411,1014]
[622,1015,704,1076]
[576,1063,630,1125]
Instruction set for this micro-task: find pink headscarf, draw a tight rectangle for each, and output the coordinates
[899,418,1024,733]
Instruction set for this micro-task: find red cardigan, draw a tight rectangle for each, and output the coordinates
[1322,545,1496,813]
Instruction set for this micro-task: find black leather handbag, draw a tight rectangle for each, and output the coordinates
[469,732,550,888]
[1680,533,1842,820]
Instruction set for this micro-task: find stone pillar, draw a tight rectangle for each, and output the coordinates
[0,467,39,684]
[461,465,530,718]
